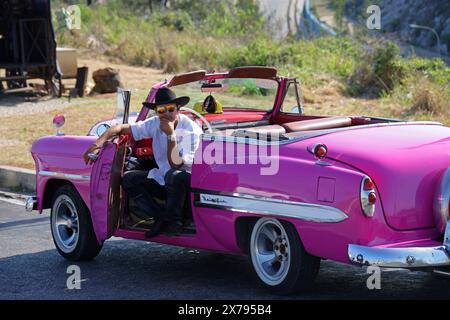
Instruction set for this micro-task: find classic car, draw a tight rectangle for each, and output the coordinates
[26,66,450,294]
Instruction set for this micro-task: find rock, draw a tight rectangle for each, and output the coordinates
[90,68,123,94]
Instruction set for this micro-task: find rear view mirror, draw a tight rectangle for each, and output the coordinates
[201,83,226,93]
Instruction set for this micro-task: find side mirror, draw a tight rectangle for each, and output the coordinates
[96,123,110,136]
[290,106,304,114]
[53,114,65,136]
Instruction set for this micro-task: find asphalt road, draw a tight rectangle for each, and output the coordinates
[1,199,450,300]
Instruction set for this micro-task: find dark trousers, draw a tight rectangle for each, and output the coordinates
[122,169,191,223]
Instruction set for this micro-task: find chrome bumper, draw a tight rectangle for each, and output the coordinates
[348,222,450,269]
[25,196,37,212]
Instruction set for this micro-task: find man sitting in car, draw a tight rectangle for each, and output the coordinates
[83,87,203,237]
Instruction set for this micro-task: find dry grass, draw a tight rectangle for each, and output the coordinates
[410,83,449,116]
[0,57,168,169]
[0,92,148,169]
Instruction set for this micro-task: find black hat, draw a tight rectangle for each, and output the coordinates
[143,87,190,109]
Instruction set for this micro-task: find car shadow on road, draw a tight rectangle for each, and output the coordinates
[0,216,49,230]
[0,239,449,300]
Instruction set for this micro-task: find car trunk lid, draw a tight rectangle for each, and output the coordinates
[306,123,450,231]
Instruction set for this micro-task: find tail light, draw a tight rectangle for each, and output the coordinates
[312,144,327,159]
[433,167,450,234]
[311,143,332,166]
[360,176,376,217]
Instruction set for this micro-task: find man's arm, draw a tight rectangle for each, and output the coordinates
[83,123,132,165]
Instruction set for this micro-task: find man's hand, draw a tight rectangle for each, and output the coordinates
[159,115,175,135]
[82,124,132,165]
[83,144,101,165]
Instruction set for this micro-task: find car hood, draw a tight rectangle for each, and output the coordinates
[306,123,450,231]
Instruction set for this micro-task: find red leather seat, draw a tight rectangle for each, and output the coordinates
[281,117,352,133]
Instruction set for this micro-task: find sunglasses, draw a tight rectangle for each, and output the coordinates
[156,104,177,114]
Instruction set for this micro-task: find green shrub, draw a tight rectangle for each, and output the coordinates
[153,10,193,31]
[348,41,405,97]
[402,57,450,87]
[52,0,449,123]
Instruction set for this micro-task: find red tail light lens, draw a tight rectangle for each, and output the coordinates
[368,192,377,204]
[312,144,327,159]
[363,178,375,191]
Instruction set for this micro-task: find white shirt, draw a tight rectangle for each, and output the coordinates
[130,114,203,186]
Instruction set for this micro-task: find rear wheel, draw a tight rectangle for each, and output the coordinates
[249,218,320,295]
[50,185,102,261]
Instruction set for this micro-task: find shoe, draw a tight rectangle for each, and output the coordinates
[145,218,166,238]
[129,204,154,221]
[163,221,183,237]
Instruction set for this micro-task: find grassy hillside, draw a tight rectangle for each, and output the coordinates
[53,0,449,124]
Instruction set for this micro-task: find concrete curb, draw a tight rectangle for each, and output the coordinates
[0,165,36,193]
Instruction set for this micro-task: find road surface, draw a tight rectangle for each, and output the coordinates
[1,197,450,299]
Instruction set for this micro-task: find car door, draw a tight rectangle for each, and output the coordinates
[89,89,131,242]
[90,138,127,242]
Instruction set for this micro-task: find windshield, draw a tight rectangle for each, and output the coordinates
[171,78,278,112]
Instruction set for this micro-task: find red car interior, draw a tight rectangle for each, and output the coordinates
[132,112,386,157]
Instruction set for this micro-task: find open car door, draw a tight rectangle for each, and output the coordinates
[89,89,130,242]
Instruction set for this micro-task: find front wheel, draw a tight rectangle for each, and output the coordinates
[50,185,102,261]
[249,218,320,295]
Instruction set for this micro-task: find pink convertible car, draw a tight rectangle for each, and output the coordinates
[27,67,450,294]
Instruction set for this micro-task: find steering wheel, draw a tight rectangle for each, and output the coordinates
[180,106,214,133]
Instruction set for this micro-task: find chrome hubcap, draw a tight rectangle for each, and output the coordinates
[250,219,291,286]
[51,195,79,253]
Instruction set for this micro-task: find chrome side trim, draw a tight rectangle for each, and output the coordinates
[39,170,90,181]
[348,244,450,268]
[433,269,450,278]
[193,190,348,223]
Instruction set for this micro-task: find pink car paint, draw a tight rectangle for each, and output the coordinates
[29,68,450,280]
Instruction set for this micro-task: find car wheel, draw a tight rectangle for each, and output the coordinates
[249,218,320,295]
[50,185,102,261]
